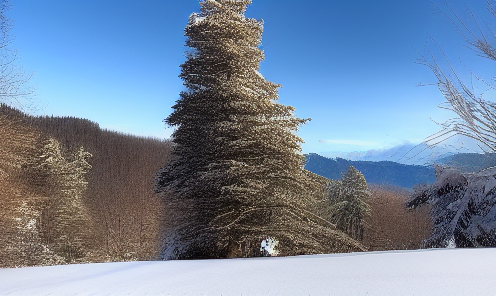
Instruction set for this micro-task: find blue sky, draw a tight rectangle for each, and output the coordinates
[8,0,495,154]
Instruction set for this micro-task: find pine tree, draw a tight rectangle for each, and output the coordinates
[155,0,364,259]
[32,138,92,262]
[327,166,371,240]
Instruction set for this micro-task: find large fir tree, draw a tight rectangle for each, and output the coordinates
[155,0,364,259]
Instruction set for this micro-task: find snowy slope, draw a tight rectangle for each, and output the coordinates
[1,248,495,296]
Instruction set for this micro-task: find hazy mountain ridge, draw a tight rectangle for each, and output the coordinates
[318,139,483,166]
[305,147,496,189]
[438,153,496,173]
[304,153,436,189]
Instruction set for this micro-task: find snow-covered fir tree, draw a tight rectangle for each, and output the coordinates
[31,138,93,263]
[155,0,364,259]
[408,166,496,248]
[326,166,371,240]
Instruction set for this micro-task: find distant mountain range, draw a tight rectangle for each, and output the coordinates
[317,137,483,166]
[437,153,496,173]
[304,153,436,189]
[304,151,496,189]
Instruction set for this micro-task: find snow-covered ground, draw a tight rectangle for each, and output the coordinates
[1,248,495,296]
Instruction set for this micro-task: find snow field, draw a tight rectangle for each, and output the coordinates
[0,248,495,296]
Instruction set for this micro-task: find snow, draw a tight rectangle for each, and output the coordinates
[254,69,265,80]
[260,237,279,256]
[188,13,205,26]
[0,248,495,295]
[241,85,257,95]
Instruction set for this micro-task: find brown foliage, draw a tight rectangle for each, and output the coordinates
[1,104,173,266]
[83,133,172,261]
[0,106,52,267]
[25,113,173,261]
[362,185,432,251]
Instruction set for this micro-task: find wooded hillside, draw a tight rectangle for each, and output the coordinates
[1,103,435,267]
[1,104,172,266]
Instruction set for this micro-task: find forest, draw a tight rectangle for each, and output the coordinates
[0,102,434,267]
[0,104,171,266]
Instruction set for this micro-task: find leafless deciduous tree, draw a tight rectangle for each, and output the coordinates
[0,0,35,111]
[408,1,496,250]
[420,1,496,151]
[363,185,432,251]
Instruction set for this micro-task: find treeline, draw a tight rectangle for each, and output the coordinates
[27,112,173,261]
[1,103,434,267]
[0,104,172,267]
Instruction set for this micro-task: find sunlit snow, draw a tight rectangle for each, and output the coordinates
[1,248,495,295]
[260,237,279,256]
[188,13,205,26]
[254,69,265,80]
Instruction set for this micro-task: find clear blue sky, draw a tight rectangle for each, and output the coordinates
[8,0,494,154]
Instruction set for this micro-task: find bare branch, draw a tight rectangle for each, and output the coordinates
[0,0,36,112]
[421,1,496,152]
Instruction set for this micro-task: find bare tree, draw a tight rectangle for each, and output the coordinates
[409,2,496,249]
[0,0,35,111]
[420,1,496,151]
[363,186,432,251]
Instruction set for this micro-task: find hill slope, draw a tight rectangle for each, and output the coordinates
[0,104,173,263]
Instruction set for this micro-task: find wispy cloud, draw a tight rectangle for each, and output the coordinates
[319,139,381,147]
